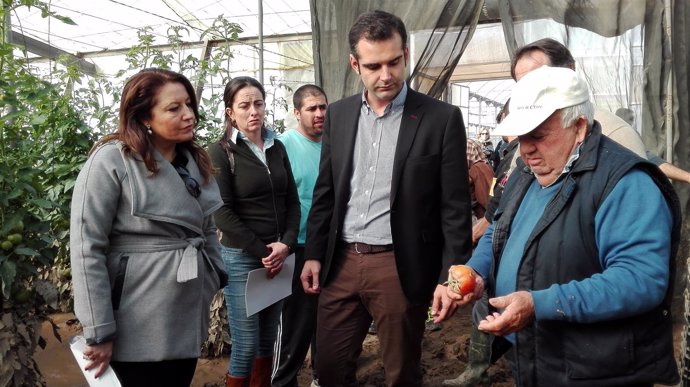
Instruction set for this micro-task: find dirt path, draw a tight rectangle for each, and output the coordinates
[35,309,515,387]
[34,309,682,387]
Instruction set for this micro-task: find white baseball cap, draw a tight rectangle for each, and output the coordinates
[494,66,590,136]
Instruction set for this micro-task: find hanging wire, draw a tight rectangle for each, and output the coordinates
[12,25,108,52]
[161,1,206,33]
[262,0,310,34]
[107,0,189,27]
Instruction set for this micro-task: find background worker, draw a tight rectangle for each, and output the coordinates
[272,84,328,387]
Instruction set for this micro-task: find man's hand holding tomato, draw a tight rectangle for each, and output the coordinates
[445,265,484,305]
[430,284,460,323]
[431,265,482,323]
[444,264,535,336]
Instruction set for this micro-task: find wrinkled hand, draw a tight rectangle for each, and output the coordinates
[477,291,535,336]
[430,284,460,323]
[262,242,289,278]
[300,260,321,294]
[83,341,113,378]
[445,270,485,306]
[472,218,490,244]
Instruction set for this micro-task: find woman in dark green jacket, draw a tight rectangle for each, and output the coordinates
[208,76,300,387]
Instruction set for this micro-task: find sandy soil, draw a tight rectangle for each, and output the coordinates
[34,309,682,387]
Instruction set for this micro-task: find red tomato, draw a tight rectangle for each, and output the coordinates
[447,265,476,296]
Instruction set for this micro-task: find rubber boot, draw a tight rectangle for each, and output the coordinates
[442,326,491,386]
[249,357,272,387]
[226,374,249,387]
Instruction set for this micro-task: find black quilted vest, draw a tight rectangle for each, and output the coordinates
[489,123,681,387]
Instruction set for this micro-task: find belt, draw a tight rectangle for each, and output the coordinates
[341,241,394,254]
[109,235,208,283]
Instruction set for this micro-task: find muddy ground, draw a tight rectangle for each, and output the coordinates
[35,308,517,387]
[35,308,682,387]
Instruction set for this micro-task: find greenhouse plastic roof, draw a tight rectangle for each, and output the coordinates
[11,0,312,55]
[11,1,514,131]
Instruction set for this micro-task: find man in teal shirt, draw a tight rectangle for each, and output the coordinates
[272,84,327,387]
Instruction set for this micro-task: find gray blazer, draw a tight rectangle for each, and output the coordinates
[70,141,224,361]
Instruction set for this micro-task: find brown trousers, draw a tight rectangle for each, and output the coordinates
[315,246,428,387]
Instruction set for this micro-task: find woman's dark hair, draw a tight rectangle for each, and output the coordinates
[222,76,266,137]
[92,68,213,183]
[348,10,407,59]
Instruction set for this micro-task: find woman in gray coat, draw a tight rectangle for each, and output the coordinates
[70,68,226,386]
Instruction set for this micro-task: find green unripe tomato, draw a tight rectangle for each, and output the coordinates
[7,234,22,245]
[1,241,12,251]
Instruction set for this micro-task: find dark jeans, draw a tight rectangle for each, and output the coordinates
[272,246,319,387]
[315,245,428,387]
[110,358,196,387]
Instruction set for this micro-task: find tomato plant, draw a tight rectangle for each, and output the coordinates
[1,3,264,383]
[1,1,93,384]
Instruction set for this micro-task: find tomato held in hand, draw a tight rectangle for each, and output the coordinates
[447,265,476,296]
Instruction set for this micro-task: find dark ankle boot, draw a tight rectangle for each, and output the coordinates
[249,357,272,387]
[442,326,491,386]
[226,373,249,387]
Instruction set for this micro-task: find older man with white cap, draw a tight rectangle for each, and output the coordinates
[448,66,680,387]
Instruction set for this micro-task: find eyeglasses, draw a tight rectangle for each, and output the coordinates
[173,164,201,198]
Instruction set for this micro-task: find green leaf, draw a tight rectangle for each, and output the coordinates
[30,114,48,125]
[0,260,16,298]
[63,179,76,193]
[52,14,77,25]
[13,247,40,257]
[6,188,22,200]
[18,182,37,195]
[30,198,54,208]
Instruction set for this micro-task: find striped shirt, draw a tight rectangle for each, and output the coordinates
[341,83,408,245]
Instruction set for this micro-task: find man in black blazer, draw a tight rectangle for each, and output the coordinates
[301,10,473,386]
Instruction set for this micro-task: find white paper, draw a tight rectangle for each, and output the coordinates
[245,253,295,317]
[69,335,122,387]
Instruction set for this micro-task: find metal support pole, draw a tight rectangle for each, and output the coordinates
[195,39,213,105]
[258,0,264,84]
[664,0,673,162]
[4,6,11,44]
